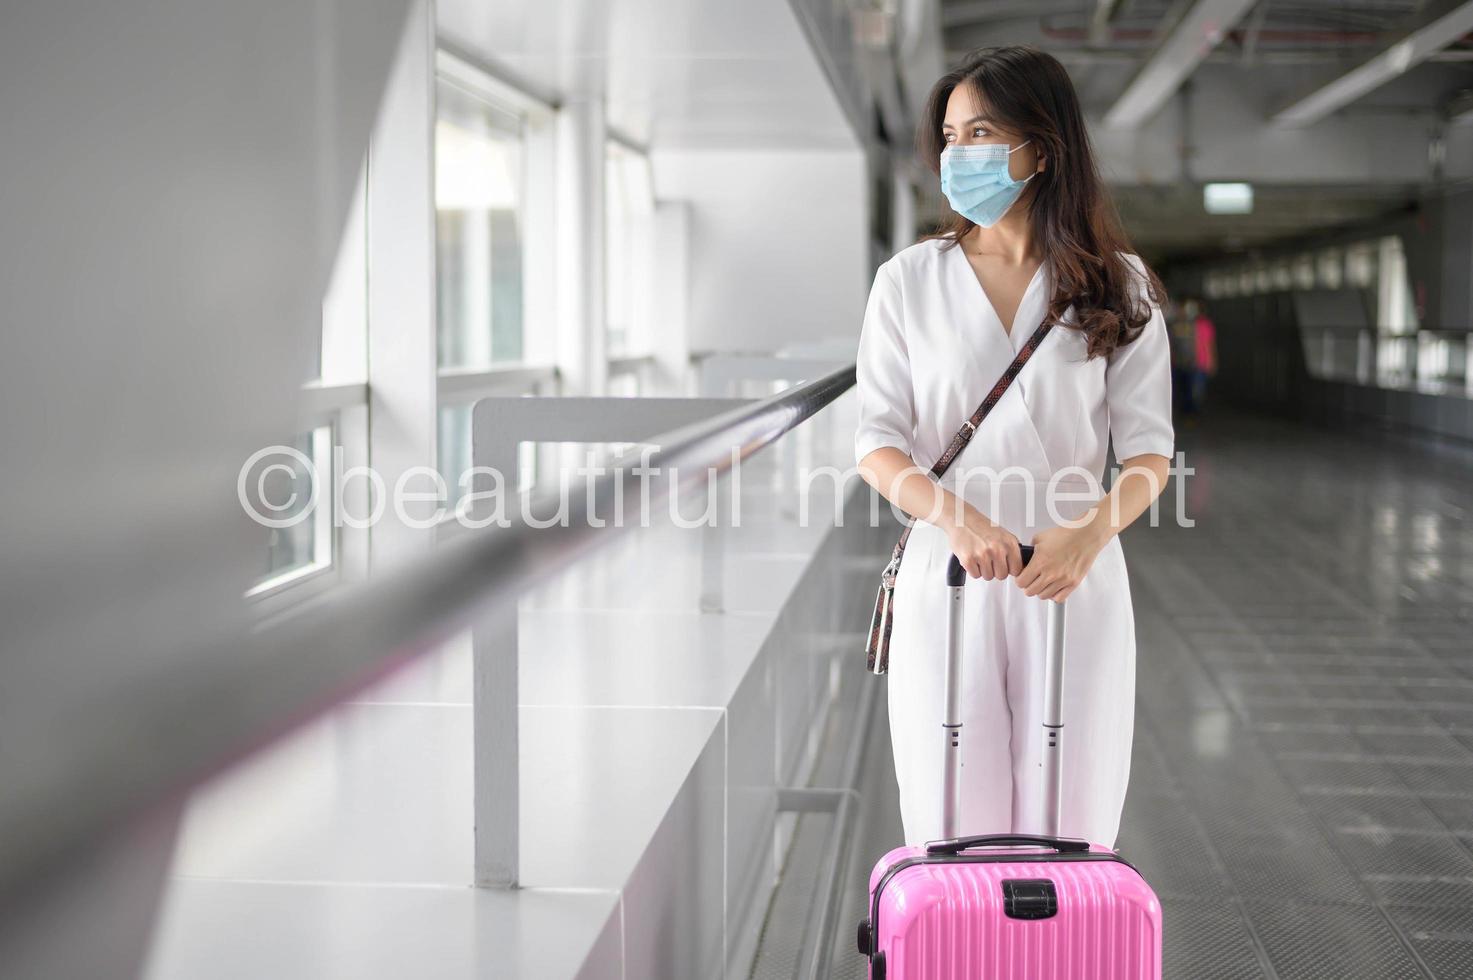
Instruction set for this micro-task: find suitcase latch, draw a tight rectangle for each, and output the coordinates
[1001,878,1058,920]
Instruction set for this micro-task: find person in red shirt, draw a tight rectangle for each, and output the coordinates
[1185,299,1217,414]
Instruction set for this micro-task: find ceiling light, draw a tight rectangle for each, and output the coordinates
[1204,182,1253,215]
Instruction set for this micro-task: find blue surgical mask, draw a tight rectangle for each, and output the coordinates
[939,140,1035,228]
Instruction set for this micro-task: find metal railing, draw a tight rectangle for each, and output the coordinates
[437,363,560,404]
[778,673,880,980]
[0,364,858,909]
[1300,324,1473,394]
[606,352,657,390]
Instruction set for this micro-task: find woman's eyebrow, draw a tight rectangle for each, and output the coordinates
[941,115,991,130]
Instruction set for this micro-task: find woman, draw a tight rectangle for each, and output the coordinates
[854,46,1174,849]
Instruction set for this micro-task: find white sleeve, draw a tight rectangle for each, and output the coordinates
[853,260,917,466]
[1105,255,1175,461]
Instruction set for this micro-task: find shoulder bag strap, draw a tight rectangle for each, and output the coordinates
[929,318,1054,480]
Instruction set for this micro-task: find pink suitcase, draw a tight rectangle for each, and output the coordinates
[856,548,1162,979]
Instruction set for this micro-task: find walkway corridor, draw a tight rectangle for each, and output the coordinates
[759,414,1473,979]
[1115,415,1473,979]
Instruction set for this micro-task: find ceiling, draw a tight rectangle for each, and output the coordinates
[436,0,859,150]
[925,0,1473,263]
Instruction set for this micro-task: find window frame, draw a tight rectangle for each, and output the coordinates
[432,47,560,513]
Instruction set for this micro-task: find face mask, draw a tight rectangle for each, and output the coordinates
[939,139,1036,228]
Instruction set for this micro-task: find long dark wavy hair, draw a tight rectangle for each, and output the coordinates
[917,45,1165,358]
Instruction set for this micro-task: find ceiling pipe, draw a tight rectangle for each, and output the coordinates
[1091,0,1125,46]
[1037,23,1388,45]
[1102,0,1262,129]
[1032,48,1408,66]
[1239,0,1271,66]
[1272,0,1473,126]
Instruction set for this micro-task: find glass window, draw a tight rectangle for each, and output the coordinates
[1345,241,1376,288]
[258,156,367,596]
[605,140,655,359]
[438,403,473,509]
[1418,334,1457,387]
[253,426,333,590]
[1271,260,1292,291]
[1375,235,1418,336]
[1378,335,1414,387]
[436,77,524,369]
[1316,248,1343,289]
[1292,254,1315,291]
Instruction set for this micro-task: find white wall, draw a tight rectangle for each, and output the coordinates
[652,148,870,354]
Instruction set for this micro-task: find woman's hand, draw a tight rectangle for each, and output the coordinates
[1015,524,1107,602]
[946,508,1023,582]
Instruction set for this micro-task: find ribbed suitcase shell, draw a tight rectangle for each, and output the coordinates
[866,842,1162,979]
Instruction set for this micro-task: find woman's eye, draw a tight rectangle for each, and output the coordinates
[943,133,955,143]
[972,127,988,138]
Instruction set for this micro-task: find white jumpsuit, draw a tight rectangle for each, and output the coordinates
[853,237,1174,849]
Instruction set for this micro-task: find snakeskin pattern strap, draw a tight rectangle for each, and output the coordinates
[928,319,1054,480]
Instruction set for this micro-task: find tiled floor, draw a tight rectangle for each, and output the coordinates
[1119,414,1473,979]
[782,413,1473,979]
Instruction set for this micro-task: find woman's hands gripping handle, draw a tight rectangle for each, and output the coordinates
[946,545,1035,586]
[943,513,1024,582]
[948,514,1106,603]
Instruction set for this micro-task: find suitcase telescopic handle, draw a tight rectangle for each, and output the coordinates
[942,543,1068,839]
[926,833,1090,855]
[945,545,1035,585]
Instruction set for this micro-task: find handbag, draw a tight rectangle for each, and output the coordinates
[865,318,1055,674]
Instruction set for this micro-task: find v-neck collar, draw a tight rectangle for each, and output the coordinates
[949,242,1048,352]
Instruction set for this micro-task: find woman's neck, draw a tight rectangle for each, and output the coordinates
[963,213,1037,266]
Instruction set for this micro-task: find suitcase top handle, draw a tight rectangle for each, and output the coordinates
[925,833,1091,856]
[945,545,1035,586]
